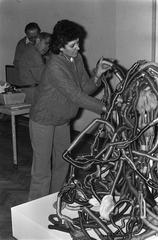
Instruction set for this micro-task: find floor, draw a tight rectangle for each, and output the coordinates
[1,114,158,240]
[0,115,32,240]
[0,114,90,240]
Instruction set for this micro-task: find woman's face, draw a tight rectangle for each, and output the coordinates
[60,38,80,58]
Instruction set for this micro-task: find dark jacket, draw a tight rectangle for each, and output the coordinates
[18,44,44,86]
[30,53,104,126]
[13,37,29,67]
[17,44,45,104]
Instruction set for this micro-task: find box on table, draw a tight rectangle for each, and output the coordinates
[0,92,25,105]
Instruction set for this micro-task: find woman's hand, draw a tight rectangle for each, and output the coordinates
[94,57,111,86]
[95,57,111,79]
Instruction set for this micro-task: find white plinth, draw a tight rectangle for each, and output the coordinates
[11,192,158,240]
[11,193,71,240]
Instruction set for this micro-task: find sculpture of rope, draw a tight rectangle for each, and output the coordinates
[48,59,158,240]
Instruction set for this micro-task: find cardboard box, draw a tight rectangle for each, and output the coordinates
[0,92,25,105]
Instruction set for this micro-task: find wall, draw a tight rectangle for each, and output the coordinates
[0,0,116,78]
[115,0,153,69]
[0,0,116,131]
[155,0,158,61]
[0,0,154,131]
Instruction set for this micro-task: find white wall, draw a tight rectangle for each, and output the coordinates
[0,0,116,131]
[0,0,154,131]
[155,0,158,62]
[0,0,116,77]
[115,0,153,68]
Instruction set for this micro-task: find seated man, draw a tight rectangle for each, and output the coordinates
[18,32,51,104]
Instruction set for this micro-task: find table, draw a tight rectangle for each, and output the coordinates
[0,103,31,166]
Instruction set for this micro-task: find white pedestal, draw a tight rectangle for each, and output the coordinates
[11,192,158,240]
[11,193,71,240]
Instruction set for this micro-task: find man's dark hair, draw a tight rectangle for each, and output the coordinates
[51,19,86,54]
[24,22,41,33]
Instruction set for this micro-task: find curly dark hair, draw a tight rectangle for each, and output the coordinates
[51,19,86,54]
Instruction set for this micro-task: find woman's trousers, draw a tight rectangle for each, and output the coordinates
[28,119,70,201]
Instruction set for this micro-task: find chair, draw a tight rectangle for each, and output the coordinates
[5,64,30,123]
[5,65,18,86]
